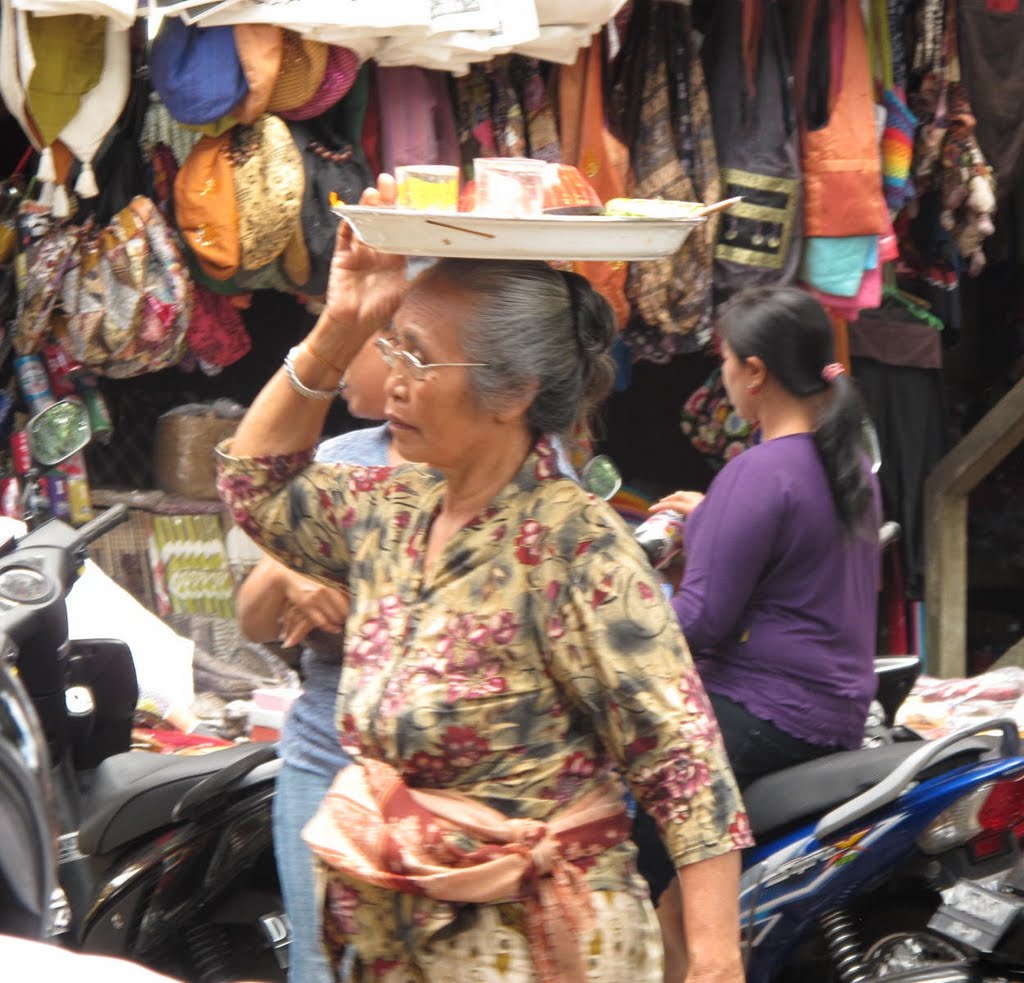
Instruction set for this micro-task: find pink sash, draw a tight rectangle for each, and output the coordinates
[303,759,631,982]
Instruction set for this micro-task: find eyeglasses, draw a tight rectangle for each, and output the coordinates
[375,336,489,382]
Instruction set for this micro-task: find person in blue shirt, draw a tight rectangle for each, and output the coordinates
[237,330,406,983]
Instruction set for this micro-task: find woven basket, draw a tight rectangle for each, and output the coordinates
[153,410,239,500]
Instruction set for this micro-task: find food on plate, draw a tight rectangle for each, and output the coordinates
[603,197,704,218]
[542,163,604,215]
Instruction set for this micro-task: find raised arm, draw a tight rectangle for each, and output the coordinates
[230,177,407,460]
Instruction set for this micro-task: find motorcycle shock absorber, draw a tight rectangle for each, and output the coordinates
[185,922,234,983]
[819,909,872,983]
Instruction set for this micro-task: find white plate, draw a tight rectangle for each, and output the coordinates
[334,205,705,261]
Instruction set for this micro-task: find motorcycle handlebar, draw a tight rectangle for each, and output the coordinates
[72,504,129,551]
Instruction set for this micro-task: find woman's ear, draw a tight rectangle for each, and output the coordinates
[493,380,539,425]
[745,355,768,391]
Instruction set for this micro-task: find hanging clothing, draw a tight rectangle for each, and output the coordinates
[610,0,720,363]
[802,0,888,239]
[376,66,459,173]
[957,0,1024,203]
[850,309,948,600]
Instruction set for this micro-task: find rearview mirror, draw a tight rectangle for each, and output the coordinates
[581,454,622,501]
[26,399,92,468]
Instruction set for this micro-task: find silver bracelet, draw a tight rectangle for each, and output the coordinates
[283,346,346,401]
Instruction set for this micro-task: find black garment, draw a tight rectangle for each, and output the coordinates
[959,0,1024,202]
[851,355,948,600]
[632,693,832,903]
[703,0,802,299]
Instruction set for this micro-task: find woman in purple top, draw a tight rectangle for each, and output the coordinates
[634,287,882,937]
[657,286,882,783]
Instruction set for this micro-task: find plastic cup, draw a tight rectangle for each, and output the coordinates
[395,164,460,212]
[473,157,546,216]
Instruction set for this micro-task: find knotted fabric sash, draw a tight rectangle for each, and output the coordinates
[303,758,631,983]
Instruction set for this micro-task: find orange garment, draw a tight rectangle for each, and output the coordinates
[557,37,631,327]
[802,0,888,238]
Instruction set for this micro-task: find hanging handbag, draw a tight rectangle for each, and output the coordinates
[290,117,372,297]
[679,365,757,471]
[867,0,917,214]
[61,195,193,378]
[704,0,802,298]
[610,0,720,362]
[13,203,84,355]
[911,0,995,275]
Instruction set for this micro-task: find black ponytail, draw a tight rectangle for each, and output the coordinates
[813,372,875,535]
[716,286,875,536]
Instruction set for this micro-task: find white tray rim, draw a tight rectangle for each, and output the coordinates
[333,205,706,260]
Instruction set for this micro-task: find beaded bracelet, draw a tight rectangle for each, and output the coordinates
[283,346,346,401]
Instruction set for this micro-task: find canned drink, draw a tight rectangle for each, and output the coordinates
[14,354,56,417]
[10,430,31,475]
[634,510,686,570]
[77,384,113,442]
[66,475,94,525]
[46,472,70,520]
[1,476,21,519]
[42,343,81,397]
[58,450,88,480]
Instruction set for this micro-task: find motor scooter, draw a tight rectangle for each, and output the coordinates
[732,547,1024,981]
[1,399,289,982]
[626,481,1024,980]
[740,705,1024,982]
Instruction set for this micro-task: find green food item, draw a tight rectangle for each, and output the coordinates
[603,198,703,218]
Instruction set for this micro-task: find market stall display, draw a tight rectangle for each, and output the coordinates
[0,0,1017,687]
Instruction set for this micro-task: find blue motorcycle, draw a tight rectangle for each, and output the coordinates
[741,703,1024,981]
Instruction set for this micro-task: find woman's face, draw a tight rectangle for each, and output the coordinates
[342,331,390,421]
[382,281,521,470]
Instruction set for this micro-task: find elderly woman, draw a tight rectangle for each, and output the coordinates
[217,178,751,983]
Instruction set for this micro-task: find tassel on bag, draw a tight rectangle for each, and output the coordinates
[75,163,99,199]
[52,184,71,218]
[36,146,56,183]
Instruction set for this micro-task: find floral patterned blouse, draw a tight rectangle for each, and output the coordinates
[217,437,751,892]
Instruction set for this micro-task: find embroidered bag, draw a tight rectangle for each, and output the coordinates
[610,0,720,361]
[705,0,802,297]
[290,116,372,297]
[13,203,83,354]
[679,365,757,470]
[61,195,193,378]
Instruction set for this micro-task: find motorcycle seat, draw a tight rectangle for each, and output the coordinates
[78,743,277,856]
[743,737,993,839]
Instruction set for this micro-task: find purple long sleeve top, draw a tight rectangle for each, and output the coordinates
[672,434,882,749]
